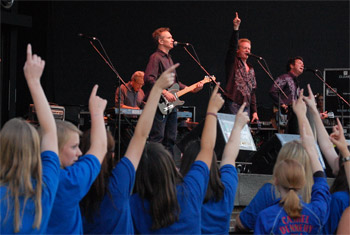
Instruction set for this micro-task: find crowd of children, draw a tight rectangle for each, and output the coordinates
[1,45,349,234]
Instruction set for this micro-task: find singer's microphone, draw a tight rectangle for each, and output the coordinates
[247,53,263,60]
[304,68,318,72]
[78,33,97,40]
[174,41,190,46]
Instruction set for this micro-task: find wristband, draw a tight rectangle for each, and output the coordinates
[341,156,350,163]
[206,112,217,118]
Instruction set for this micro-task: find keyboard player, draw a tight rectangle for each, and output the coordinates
[115,71,145,110]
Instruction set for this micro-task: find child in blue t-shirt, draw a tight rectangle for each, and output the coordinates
[130,83,224,233]
[255,89,331,234]
[47,85,108,234]
[180,103,249,234]
[236,84,338,232]
[79,64,178,234]
[323,118,350,234]
[0,44,60,233]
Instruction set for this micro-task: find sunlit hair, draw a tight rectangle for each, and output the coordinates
[133,142,183,230]
[79,129,116,223]
[274,159,306,218]
[238,38,251,49]
[286,56,303,72]
[152,27,170,44]
[180,139,224,203]
[330,156,350,193]
[272,140,313,203]
[0,118,42,232]
[55,120,82,153]
[131,71,145,83]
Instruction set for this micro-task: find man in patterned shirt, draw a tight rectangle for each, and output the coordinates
[224,12,259,123]
[269,56,304,133]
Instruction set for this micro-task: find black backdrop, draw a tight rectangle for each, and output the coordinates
[3,0,350,124]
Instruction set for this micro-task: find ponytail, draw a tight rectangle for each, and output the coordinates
[281,188,303,218]
[273,159,306,219]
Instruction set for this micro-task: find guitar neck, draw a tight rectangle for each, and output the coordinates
[176,82,200,98]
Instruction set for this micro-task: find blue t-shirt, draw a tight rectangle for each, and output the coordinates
[201,164,238,234]
[130,160,209,234]
[239,182,279,230]
[47,154,101,234]
[323,191,349,234]
[82,157,135,234]
[1,151,60,234]
[255,177,331,234]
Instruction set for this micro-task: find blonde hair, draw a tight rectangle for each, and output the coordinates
[0,118,42,232]
[56,120,82,154]
[272,140,313,203]
[238,38,251,49]
[274,159,306,218]
[131,71,145,82]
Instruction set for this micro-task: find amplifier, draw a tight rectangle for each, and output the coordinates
[29,104,65,122]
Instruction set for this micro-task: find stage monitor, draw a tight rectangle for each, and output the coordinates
[251,134,325,174]
[217,113,256,151]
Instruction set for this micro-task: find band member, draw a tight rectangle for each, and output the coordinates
[269,56,304,133]
[115,71,145,110]
[224,12,259,123]
[143,27,202,157]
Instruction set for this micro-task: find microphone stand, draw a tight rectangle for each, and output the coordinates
[254,58,288,132]
[87,39,130,160]
[182,46,224,94]
[311,69,350,125]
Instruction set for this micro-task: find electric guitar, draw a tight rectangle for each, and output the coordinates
[158,75,216,115]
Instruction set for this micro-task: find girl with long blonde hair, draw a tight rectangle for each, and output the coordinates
[0,44,60,233]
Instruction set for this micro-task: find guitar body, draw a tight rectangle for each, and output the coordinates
[158,75,216,115]
[158,83,184,115]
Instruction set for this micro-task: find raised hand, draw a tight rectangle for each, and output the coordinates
[23,44,45,84]
[330,118,349,154]
[156,63,178,90]
[233,12,241,30]
[234,102,250,130]
[303,84,318,112]
[292,89,307,117]
[89,85,107,117]
[207,82,224,114]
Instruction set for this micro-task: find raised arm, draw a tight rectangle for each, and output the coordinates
[86,85,108,163]
[125,64,178,169]
[220,103,250,167]
[293,90,322,173]
[329,118,350,188]
[303,84,339,174]
[195,83,224,169]
[23,44,58,154]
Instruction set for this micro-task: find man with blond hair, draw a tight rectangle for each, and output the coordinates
[224,12,259,123]
[115,71,145,110]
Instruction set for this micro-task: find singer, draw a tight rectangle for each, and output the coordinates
[224,12,259,123]
[143,27,202,158]
[269,56,304,133]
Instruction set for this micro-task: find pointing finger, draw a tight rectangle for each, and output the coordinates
[90,84,99,99]
[27,44,32,61]
[238,102,246,113]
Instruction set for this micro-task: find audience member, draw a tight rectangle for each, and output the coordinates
[0,44,60,233]
[130,83,224,233]
[79,64,177,233]
[254,90,331,234]
[47,85,107,234]
[180,103,249,233]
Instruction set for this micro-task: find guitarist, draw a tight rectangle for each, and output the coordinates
[143,27,203,157]
[269,56,304,134]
